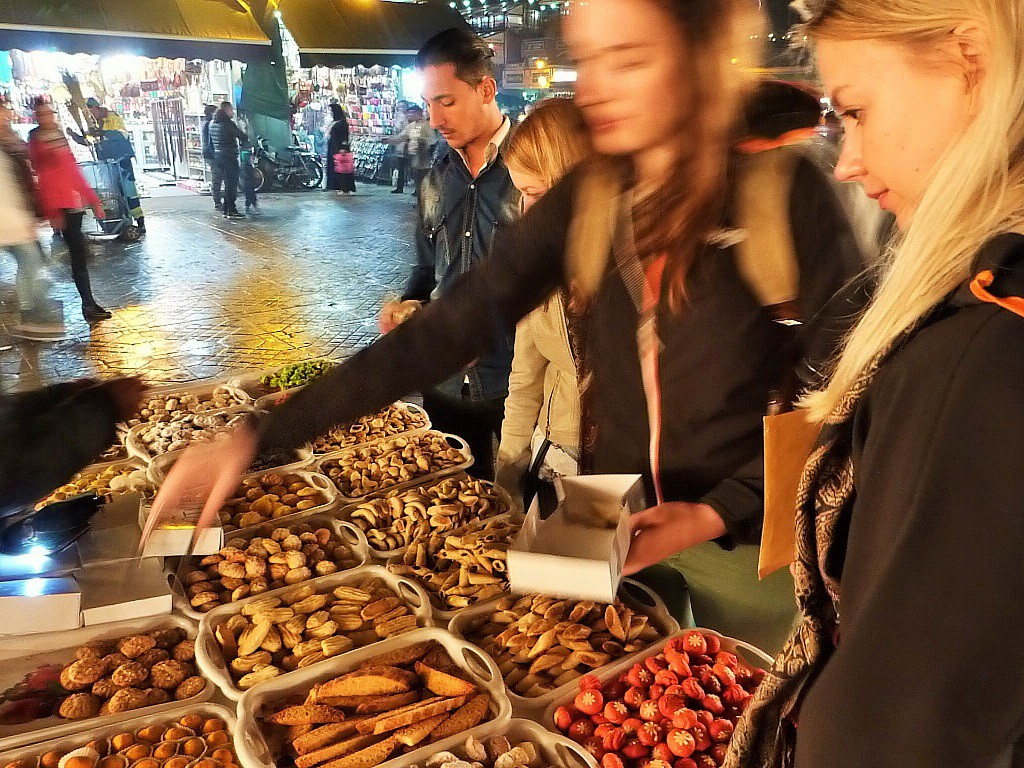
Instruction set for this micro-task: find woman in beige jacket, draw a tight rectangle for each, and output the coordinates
[494,99,591,505]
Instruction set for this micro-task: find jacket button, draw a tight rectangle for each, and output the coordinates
[464,231,471,237]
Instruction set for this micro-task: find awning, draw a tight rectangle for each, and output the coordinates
[0,0,272,62]
[280,0,468,68]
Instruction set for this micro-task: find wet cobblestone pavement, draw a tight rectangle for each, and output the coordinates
[0,186,418,391]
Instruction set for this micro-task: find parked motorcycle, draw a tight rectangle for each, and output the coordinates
[252,136,323,192]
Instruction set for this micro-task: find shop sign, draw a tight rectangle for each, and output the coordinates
[503,63,526,89]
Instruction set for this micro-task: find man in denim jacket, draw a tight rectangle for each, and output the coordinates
[380,27,520,479]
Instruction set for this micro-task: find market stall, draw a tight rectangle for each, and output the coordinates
[0,357,774,768]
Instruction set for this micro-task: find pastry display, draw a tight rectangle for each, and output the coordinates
[216,473,332,531]
[123,387,248,430]
[410,734,557,768]
[133,412,247,457]
[311,405,429,454]
[37,463,154,508]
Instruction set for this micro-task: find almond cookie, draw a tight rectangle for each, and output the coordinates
[65,658,107,687]
[101,652,131,674]
[174,676,206,701]
[92,678,123,699]
[149,627,187,649]
[112,661,149,687]
[107,687,148,714]
[171,639,196,663]
[150,659,190,690]
[119,635,157,659]
[60,666,89,691]
[136,648,171,668]
[58,692,102,720]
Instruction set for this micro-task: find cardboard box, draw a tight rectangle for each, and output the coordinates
[0,577,82,634]
[76,557,172,626]
[508,474,645,603]
[136,502,224,558]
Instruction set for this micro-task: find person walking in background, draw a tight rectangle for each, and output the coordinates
[200,104,223,212]
[495,99,590,507]
[68,97,145,234]
[29,98,112,324]
[208,101,247,220]
[325,103,355,195]
[390,101,411,194]
[0,98,64,341]
[378,27,521,480]
[384,105,436,195]
[236,113,259,215]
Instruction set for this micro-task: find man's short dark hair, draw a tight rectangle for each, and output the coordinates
[204,104,217,118]
[416,27,494,85]
[220,100,232,110]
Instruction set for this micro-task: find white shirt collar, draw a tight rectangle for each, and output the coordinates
[456,116,511,178]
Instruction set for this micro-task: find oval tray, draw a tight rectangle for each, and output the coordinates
[448,579,680,717]
[0,614,213,752]
[234,626,512,768]
[439,717,598,768]
[309,402,432,455]
[118,378,252,435]
[314,431,473,506]
[195,563,434,701]
[125,406,255,464]
[146,444,316,485]
[168,515,370,622]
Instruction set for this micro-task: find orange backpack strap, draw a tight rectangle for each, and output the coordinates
[970,270,1024,319]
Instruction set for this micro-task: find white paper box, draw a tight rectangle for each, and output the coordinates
[137,504,224,557]
[507,474,645,603]
[76,557,173,625]
[0,577,81,634]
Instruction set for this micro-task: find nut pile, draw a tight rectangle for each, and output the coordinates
[351,476,509,553]
[38,464,154,508]
[463,595,663,698]
[54,627,203,721]
[389,517,517,611]
[134,412,247,457]
[213,577,424,690]
[218,473,331,531]
[123,387,248,430]
[311,405,429,454]
[412,735,555,768]
[552,631,766,768]
[259,360,334,395]
[180,524,361,611]
[3,713,237,768]
[260,640,493,768]
[319,432,467,500]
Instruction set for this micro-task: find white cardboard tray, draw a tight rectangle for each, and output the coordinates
[448,579,680,718]
[540,628,775,731]
[195,563,434,701]
[308,402,432,455]
[117,378,252,434]
[234,626,512,768]
[0,614,213,752]
[441,717,597,768]
[314,431,474,506]
[344,472,515,561]
[167,515,370,622]
[124,406,254,464]
[146,444,316,485]
[0,701,237,765]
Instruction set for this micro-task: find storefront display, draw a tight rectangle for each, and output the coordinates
[0,361,773,767]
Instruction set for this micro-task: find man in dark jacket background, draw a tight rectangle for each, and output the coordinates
[200,104,222,213]
[379,28,520,480]
[208,101,248,220]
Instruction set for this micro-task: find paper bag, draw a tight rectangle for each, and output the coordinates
[759,408,820,579]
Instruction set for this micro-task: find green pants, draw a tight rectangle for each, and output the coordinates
[636,543,798,658]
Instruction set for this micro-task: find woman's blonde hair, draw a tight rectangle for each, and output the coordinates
[802,0,1024,421]
[505,98,592,186]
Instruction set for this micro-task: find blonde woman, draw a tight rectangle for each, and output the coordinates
[728,0,1024,766]
[495,99,590,506]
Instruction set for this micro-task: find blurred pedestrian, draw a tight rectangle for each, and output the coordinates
[384,105,436,195]
[29,98,112,324]
[494,99,590,507]
[237,114,259,215]
[390,101,411,194]
[209,101,247,219]
[68,97,145,234]
[201,104,222,212]
[325,104,355,195]
[0,99,63,341]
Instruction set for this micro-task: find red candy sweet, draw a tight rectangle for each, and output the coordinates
[554,706,575,731]
[655,669,680,687]
[628,665,655,688]
[658,694,686,719]
[639,700,662,722]
[667,728,696,758]
[580,674,603,690]
[682,631,708,656]
[637,721,663,747]
[605,700,630,724]
[691,723,712,752]
[575,689,605,717]
[652,743,675,763]
[709,718,734,742]
[622,717,643,735]
[671,708,699,730]
[622,739,650,760]
[674,760,698,768]
[625,685,647,709]
[569,719,596,741]
[602,754,625,768]
[603,727,627,752]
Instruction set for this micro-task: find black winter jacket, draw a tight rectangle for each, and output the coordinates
[795,233,1024,767]
[209,114,248,157]
[256,154,866,543]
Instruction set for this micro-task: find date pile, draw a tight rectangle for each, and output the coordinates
[389,516,518,611]
[462,595,663,698]
[312,405,429,454]
[181,524,361,611]
[213,577,424,690]
[412,735,554,768]
[3,713,236,768]
[261,640,492,768]
[54,628,203,721]
[319,432,466,500]
[553,632,765,768]
[350,476,509,554]
[218,473,331,531]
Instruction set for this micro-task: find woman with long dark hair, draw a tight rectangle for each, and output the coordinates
[325,103,355,195]
[152,9,865,649]
[29,98,111,323]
